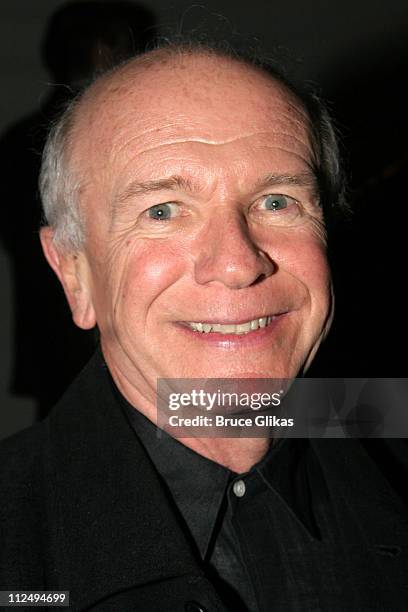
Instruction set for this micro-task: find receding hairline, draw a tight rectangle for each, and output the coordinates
[52,43,317,245]
[68,43,310,145]
[84,43,292,99]
[40,41,345,252]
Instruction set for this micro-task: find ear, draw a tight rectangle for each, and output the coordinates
[40,226,96,330]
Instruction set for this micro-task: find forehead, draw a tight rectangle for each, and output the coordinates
[73,53,314,191]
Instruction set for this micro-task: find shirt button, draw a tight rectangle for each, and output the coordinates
[184,602,207,612]
[233,479,246,497]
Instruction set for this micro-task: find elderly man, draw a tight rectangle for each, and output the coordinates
[1,42,407,612]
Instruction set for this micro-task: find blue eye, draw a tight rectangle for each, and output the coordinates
[147,203,178,220]
[263,194,292,211]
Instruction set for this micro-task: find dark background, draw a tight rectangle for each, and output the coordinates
[0,0,407,439]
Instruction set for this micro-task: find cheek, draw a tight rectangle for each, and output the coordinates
[115,240,189,316]
[277,230,330,289]
[296,246,331,293]
[269,231,332,322]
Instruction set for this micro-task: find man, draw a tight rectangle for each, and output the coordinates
[1,42,407,611]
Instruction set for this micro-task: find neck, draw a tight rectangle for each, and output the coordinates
[104,348,271,473]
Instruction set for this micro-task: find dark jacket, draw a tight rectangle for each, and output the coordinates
[1,351,408,611]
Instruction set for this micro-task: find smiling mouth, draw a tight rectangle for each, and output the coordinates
[184,315,276,335]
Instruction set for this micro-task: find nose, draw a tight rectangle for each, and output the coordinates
[194,211,276,289]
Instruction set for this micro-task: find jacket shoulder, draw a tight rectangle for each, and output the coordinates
[0,348,103,482]
[0,421,50,587]
[0,350,107,589]
[0,420,47,487]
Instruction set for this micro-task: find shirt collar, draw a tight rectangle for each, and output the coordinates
[253,436,320,538]
[120,396,231,559]
[118,389,320,553]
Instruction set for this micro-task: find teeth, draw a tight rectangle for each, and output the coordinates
[236,322,252,334]
[187,315,274,335]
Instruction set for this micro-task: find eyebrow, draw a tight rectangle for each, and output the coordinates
[115,175,196,205]
[253,171,318,193]
[114,171,318,209]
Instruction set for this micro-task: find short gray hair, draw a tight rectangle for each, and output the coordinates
[39,96,86,252]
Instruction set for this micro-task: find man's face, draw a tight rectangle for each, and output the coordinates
[71,54,333,405]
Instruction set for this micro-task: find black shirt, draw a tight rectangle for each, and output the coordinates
[119,393,354,612]
[2,349,408,611]
[102,357,408,612]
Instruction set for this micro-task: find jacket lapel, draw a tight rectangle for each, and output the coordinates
[310,438,408,610]
[43,351,219,609]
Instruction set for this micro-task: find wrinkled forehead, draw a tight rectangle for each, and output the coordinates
[71,52,314,180]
